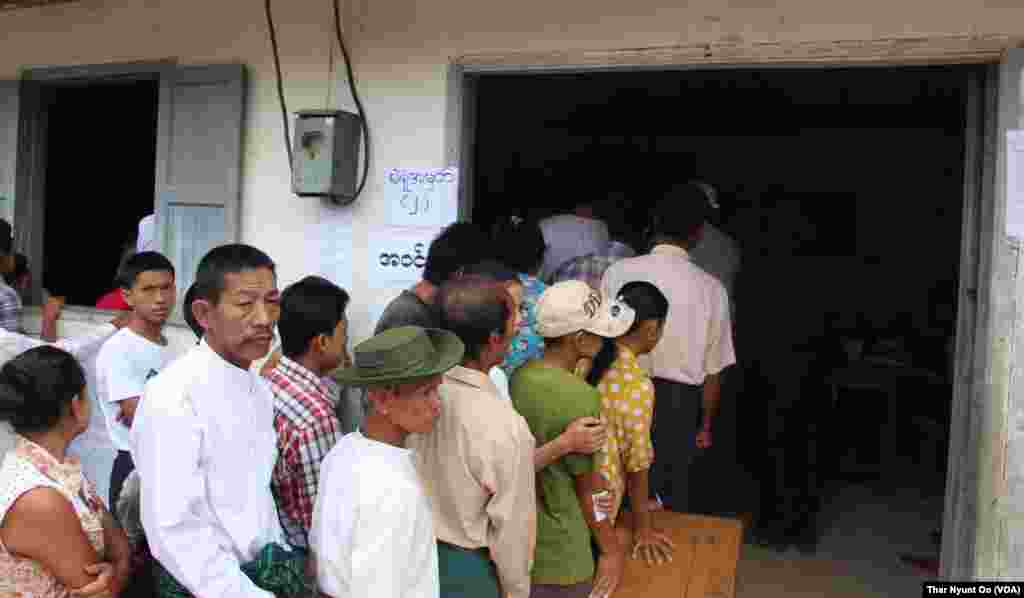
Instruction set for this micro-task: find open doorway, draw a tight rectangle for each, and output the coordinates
[470,65,975,594]
[40,79,159,306]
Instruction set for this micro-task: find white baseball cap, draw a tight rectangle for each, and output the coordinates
[536,280,636,339]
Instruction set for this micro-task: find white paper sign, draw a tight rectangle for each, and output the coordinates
[307,206,354,291]
[367,226,441,288]
[1008,131,1024,239]
[384,167,459,228]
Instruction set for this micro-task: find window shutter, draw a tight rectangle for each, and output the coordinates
[154,64,245,306]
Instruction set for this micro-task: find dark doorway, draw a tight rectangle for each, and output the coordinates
[471,65,974,592]
[42,79,159,306]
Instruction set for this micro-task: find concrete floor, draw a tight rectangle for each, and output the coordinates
[736,454,943,597]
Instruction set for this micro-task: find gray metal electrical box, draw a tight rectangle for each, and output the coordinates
[291,110,362,200]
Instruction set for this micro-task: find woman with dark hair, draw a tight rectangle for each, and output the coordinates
[0,346,132,597]
[587,281,675,568]
[494,217,549,376]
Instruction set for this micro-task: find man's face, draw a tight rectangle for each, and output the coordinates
[124,270,176,326]
[197,267,280,369]
[384,375,443,435]
[319,317,351,373]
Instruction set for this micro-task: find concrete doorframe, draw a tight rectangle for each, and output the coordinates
[444,35,1020,580]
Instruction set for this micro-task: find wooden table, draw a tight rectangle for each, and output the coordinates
[615,511,743,598]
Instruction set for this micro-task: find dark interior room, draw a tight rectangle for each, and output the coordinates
[471,65,971,580]
[42,78,159,306]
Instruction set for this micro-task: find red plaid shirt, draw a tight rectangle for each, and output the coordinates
[265,356,342,549]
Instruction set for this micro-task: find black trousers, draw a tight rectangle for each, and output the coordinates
[109,450,134,512]
[649,378,702,513]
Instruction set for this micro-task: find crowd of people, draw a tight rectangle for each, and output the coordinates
[0,179,736,598]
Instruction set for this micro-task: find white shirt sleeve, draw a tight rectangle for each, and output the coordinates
[135,381,272,598]
[55,324,118,362]
[98,346,146,404]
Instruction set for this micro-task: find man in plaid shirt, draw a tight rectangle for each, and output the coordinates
[264,275,351,549]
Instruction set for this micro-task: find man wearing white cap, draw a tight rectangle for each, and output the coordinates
[510,281,635,598]
[687,181,741,318]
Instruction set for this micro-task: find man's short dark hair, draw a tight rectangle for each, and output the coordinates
[437,277,511,361]
[279,276,350,359]
[650,183,712,242]
[461,260,519,283]
[494,218,546,275]
[117,251,175,290]
[193,244,276,305]
[422,223,490,286]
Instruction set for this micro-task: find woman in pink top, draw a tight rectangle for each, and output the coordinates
[0,346,132,597]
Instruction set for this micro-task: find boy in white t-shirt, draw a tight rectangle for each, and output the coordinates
[96,251,176,509]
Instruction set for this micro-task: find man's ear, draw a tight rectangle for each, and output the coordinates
[192,299,214,332]
[121,287,134,307]
[642,319,660,342]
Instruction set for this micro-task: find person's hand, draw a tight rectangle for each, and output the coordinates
[70,562,116,597]
[632,526,676,566]
[110,312,132,330]
[589,549,625,598]
[594,490,615,518]
[564,416,607,454]
[696,425,713,450]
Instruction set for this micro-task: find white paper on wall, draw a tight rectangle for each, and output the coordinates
[308,205,355,291]
[367,226,441,288]
[383,167,459,228]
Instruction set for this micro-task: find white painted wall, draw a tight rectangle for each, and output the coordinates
[2,0,1023,343]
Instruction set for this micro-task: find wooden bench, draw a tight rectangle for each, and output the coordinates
[615,511,743,598]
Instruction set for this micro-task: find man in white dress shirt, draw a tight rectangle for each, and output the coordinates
[312,326,464,598]
[133,244,305,598]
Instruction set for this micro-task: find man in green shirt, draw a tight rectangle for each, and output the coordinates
[511,280,635,598]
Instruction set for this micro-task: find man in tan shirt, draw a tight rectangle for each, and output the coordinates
[407,277,537,598]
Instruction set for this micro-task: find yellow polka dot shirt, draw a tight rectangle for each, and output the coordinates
[595,345,655,525]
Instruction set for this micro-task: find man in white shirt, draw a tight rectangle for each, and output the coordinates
[539,203,610,282]
[407,279,536,598]
[133,244,305,598]
[313,325,465,598]
[602,183,736,513]
[96,251,176,510]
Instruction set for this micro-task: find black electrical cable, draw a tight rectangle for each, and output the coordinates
[265,0,293,172]
[333,0,371,204]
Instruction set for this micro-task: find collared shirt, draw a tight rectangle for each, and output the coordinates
[602,244,736,385]
[312,431,439,598]
[133,340,285,598]
[0,281,21,333]
[265,356,343,549]
[407,366,536,598]
[539,214,610,281]
[596,346,655,525]
[551,253,622,290]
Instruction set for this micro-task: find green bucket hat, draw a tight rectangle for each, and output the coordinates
[334,326,465,387]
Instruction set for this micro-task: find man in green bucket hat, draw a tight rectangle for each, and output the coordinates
[311,325,464,598]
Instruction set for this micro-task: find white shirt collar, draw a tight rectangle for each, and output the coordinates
[198,339,261,395]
